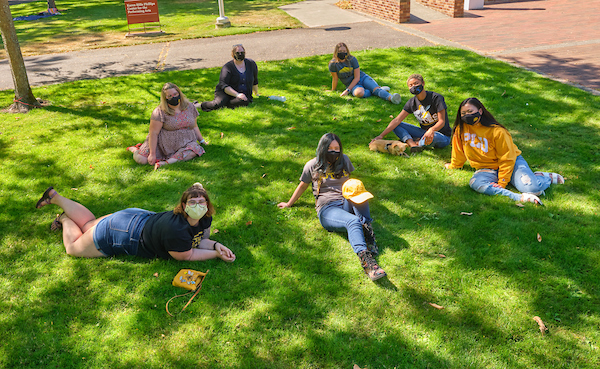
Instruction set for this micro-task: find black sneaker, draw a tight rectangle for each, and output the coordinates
[363,222,378,255]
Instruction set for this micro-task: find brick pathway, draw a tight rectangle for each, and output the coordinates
[405,0,600,92]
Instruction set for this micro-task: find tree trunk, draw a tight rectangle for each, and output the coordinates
[0,0,40,112]
[47,0,57,7]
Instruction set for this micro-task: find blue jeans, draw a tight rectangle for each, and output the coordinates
[393,122,451,148]
[468,155,552,201]
[93,208,155,256]
[318,199,372,254]
[349,74,390,102]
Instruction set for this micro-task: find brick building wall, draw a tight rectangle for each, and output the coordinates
[484,0,523,3]
[350,0,411,23]
[415,0,465,17]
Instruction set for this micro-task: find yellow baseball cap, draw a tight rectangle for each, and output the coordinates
[342,179,374,204]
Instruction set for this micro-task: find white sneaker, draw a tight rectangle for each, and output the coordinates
[380,86,390,92]
[521,193,544,206]
[390,93,402,105]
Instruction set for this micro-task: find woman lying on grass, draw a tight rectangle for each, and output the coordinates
[277,133,386,281]
[445,97,565,205]
[329,42,401,105]
[35,183,236,261]
[128,82,207,170]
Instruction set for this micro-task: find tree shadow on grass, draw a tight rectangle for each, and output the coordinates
[1,48,600,368]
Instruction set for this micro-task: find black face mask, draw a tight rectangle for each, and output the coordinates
[166,95,180,106]
[337,52,347,60]
[461,112,481,125]
[326,150,341,164]
[234,51,245,61]
[409,84,424,95]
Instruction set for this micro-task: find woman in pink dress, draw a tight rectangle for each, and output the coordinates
[128,82,206,170]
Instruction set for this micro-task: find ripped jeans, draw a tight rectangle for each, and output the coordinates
[469,155,552,201]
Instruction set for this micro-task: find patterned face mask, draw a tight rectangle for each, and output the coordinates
[461,112,481,125]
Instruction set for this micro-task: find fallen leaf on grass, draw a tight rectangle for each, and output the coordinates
[533,316,548,335]
[515,203,525,208]
[332,117,337,120]
[439,254,446,258]
[89,165,93,169]
[353,365,364,369]
[220,132,224,139]
[246,221,252,226]
[153,272,159,278]
[428,302,444,310]
[286,126,296,130]
[537,233,542,242]
[213,229,219,234]
[71,188,78,191]
[261,173,267,178]
[377,119,382,122]
[389,115,394,118]
[460,212,472,216]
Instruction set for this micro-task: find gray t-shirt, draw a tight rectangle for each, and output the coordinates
[300,155,355,213]
[328,56,365,87]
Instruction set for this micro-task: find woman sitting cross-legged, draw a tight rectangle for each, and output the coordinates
[277,133,386,281]
[128,82,206,170]
[35,183,236,261]
[445,97,565,205]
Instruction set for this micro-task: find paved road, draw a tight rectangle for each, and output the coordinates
[1,0,598,94]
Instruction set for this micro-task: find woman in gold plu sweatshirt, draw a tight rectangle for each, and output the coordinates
[445,98,564,205]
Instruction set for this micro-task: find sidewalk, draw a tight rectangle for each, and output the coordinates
[1,0,598,93]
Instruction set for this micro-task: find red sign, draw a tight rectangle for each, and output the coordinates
[125,0,160,25]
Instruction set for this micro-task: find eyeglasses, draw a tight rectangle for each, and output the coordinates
[187,199,207,206]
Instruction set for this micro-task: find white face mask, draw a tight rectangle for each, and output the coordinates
[185,203,208,220]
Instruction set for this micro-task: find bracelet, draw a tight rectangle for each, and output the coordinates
[213,241,218,250]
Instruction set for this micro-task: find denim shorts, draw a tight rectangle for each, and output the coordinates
[93,208,155,257]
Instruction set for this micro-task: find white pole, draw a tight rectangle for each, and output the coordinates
[216,0,230,28]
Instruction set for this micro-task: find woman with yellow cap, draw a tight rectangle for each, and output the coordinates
[277,133,386,281]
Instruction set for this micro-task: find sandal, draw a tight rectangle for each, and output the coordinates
[534,171,565,184]
[50,212,65,231]
[126,143,142,152]
[521,193,544,206]
[154,160,167,170]
[36,186,55,209]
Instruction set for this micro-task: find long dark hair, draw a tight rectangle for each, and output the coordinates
[452,97,507,137]
[173,182,215,218]
[312,133,345,183]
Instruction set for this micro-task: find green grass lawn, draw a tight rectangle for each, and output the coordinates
[1,47,599,368]
[2,0,302,57]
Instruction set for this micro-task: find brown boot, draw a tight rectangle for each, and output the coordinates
[357,250,386,281]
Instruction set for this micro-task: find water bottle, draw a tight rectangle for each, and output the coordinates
[268,96,286,102]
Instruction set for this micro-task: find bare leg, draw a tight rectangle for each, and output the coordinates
[133,151,149,165]
[39,188,108,258]
[59,217,105,257]
[49,190,97,230]
[155,150,198,170]
[352,87,365,98]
